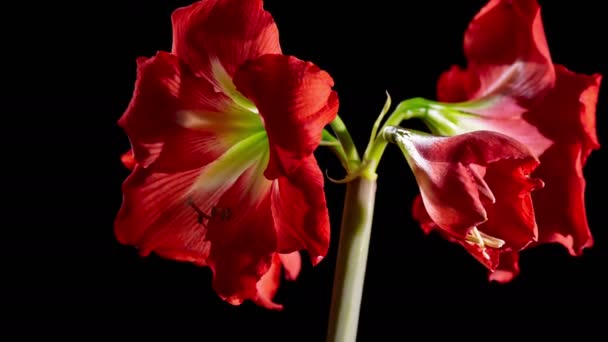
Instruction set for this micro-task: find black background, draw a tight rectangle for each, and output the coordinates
[5,0,607,339]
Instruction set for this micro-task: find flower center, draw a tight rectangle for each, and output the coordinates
[465,227,505,259]
[211,58,259,116]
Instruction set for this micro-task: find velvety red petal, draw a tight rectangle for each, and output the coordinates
[412,195,435,235]
[466,0,550,70]
[114,166,211,265]
[116,116,234,254]
[254,253,283,310]
[121,150,136,170]
[171,0,281,78]
[252,252,302,310]
[437,65,480,103]
[414,161,489,237]
[488,251,520,283]
[479,158,542,251]
[410,130,538,165]
[118,49,236,171]
[234,54,339,179]
[115,124,249,265]
[279,252,302,281]
[271,155,330,265]
[118,52,182,167]
[463,0,554,110]
[434,1,557,157]
[531,143,594,255]
[151,126,228,173]
[407,130,539,238]
[206,161,277,305]
[525,65,602,151]
[522,66,601,255]
[117,130,277,308]
[456,114,553,158]
[413,195,502,270]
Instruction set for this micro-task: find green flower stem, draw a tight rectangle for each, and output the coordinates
[324,98,438,341]
[330,115,361,171]
[363,97,429,175]
[321,129,350,171]
[326,174,377,342]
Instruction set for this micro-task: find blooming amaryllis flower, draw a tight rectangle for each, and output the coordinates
[385,127,543,270]
[418,0,602,281]
[115,0,338,309]
[429,0,555,157]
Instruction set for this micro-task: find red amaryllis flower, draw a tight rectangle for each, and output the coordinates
[425,0,602,281]
[386,128,543,270]
[115,0,338,309]
[432,0,555,157]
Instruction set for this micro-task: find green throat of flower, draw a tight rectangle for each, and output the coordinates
[177,60,272,210]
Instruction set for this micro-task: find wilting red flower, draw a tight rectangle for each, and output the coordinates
[388,128,543,270]
[115,0,338,309]
[423,0,602,281]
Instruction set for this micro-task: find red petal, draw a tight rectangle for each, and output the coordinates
[116,98,234,254]
[116,130,279,308]
[279,252,302,281]
[532,143,594,255]
[118,50,234,171]
[120,150,136,170]
[254,253,283,310]
[522,66,601,255]
[206,162,276,305]
[413,195,502,270]
[467,0,550,69]
[488,251,520,283]
[407,130,539,238]
[118,52,182,167]
[171,0,281,78]
[479,158,542,251]
[455,114,553,158]
[418,161,489,237]
[525,65,602,152]
[152,127,228,173]
[412,195,436,235]
[250,252,304,310]
[252,252,301,310]
[435,1,556,157]
[271,155,330,264]
[462,0,554,111]
[437,65,480,103]
[114,166,211,265]
[234,54,339,179]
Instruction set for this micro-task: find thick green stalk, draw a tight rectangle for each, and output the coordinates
[324,99,430,341]
[326,175,377,342]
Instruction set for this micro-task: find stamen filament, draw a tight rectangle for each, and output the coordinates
[464,227,506,249]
